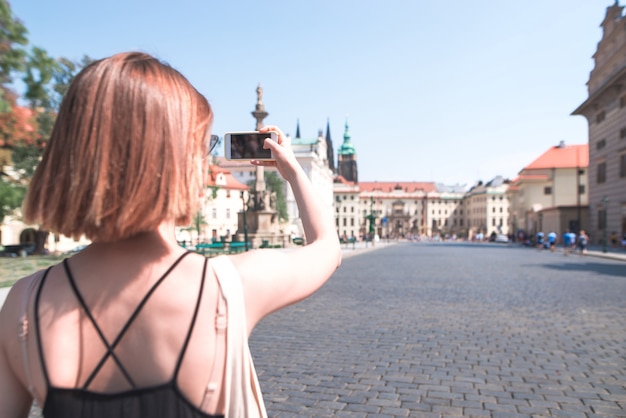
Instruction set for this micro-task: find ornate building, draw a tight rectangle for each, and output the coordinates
[572,1,626,244]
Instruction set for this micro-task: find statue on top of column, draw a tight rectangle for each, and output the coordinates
[256,83,263,106]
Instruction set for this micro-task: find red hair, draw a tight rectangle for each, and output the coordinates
[24,52,213,242]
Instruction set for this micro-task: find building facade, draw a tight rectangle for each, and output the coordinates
[572,1,626,244]
[507,143,589,239]
[185,164,248,244]
[463,177,511,239]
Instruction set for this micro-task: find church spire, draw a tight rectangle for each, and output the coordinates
[295,119,301,139]
[325,118,336,173]
[338,117,355,155]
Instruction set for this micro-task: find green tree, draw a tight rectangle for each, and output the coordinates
[0,175,23,220]
[0,0,92,228]
[0,0,28,113]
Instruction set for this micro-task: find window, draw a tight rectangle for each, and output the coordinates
[597,162,607,184]
[620,154,626,178]
[544,186,552,195]
[492,218,496,226]
[621,95,626,108]
[597,139,606,150]
[621,127,626,139]
[212,208,217,219]
[343,218,346,227]
[579,184,586,194]
[350,218,354,226]
[226,208,231,219]
[460,219,464,226]
[351,207,354,213]
[596,111,606,123]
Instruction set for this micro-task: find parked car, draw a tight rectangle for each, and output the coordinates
[495,234,509,243]
[0,244,36,257]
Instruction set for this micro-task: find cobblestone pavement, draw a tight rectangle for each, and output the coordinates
[26,242,626,417]
[250,242,626,417]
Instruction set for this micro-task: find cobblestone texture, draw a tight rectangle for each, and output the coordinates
[251,243,626,417]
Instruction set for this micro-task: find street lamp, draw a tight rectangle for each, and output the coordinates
[335,195,342,238]
[602,196,609,253]
[241,191,249,251]
[365,196,377,245]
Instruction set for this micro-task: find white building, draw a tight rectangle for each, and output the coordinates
[183,164,248,244]
[464,176,511,239]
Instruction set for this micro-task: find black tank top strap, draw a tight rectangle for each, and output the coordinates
[172,257,208,380]
[33,267,54,388]
[63,258,135,388]
[62,251,192,389]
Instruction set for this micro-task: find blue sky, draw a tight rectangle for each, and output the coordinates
[12,0,612,188]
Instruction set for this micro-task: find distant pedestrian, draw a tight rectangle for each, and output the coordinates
[563,230,576,256]
[536,231,545,251]
[547,231,557,252]
[577,230,589,255]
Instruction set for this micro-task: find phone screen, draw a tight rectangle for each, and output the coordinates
[228,132,272,160]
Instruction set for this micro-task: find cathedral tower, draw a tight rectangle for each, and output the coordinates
[337,119,358,183]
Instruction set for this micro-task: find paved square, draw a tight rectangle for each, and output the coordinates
[250,242,626,417]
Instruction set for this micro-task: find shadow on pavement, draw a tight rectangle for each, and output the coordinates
[538,261,626,278]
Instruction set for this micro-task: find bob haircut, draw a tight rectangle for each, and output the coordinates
[23,52,213,242]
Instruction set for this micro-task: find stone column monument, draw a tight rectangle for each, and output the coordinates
[237,84,284,248]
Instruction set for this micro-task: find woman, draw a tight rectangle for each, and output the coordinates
[0,52,341,417]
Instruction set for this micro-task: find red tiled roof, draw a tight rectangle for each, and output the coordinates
[358,181,437,193]
[524,144,588,170]
[334,175,356,186]
[206,165,248,190]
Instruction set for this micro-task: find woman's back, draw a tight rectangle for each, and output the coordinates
[20,244,228,417]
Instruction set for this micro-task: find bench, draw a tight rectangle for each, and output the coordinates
[228,242,252,253]
[340,237,357,249]
[195,242,226,256]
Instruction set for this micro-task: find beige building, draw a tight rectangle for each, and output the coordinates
[358,181,437,239]
[344,182,467,240]
[464,176,511,239]
[507,143,589,238]
[572,2,626,245]
[334,176,361,240]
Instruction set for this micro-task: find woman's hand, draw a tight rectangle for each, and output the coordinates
[251,126,299,181]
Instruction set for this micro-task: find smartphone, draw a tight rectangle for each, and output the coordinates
[224,131,277,161]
